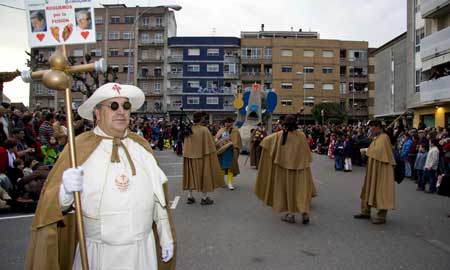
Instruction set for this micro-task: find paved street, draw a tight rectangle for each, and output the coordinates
[1,150,449,270]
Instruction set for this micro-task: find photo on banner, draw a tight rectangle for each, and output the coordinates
[25,0,96,48]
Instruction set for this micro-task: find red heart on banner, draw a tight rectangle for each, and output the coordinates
[81,31,89,39]
[36,33,45,41]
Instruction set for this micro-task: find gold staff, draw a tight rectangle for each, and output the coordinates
[22,46,106,270]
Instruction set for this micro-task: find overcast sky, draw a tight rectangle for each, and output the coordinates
[0,0,406,106]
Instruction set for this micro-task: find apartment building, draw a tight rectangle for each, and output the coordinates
[167,37,240,121]
[406,0,450,128]
[372,33,408,121]
[29,4,180,112]
[240,27,369,123]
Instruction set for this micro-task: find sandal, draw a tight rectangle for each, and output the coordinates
[281,214,295,224]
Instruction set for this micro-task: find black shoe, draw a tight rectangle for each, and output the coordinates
[302,213,310,224]
[200,197,214,205]
[371,218,386,225]
[353,213,371,219]
[281,214,295,224]
[187,197,196,204]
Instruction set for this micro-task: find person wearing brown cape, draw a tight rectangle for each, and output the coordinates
[183,111,223,205]
[249,125,265,168]
[354,119,396,225]
[254,115,315,224]
[25,83,176,270]
[215,117,242,190]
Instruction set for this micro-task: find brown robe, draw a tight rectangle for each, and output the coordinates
[25,131,177,270]
[254,130,315,213]
[182,124,224,192]
[215,127,242,176]
[249,129,264,168]
[360,132,396,210]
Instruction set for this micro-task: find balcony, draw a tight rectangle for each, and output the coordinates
[167,72,183,79]
[264,72,273,79]
[224,55,239,63]
[420,75,450,103]
[421,0,450,18]
[345,90,369,98]
[138,74,164,80]
[138,57,164,63]
[167,56,183,63]
[223,72,239,79]
[420,25,450,63]
[139,24,164,30]
[167,87,183,95]
[167,104,182,111]
[138,40,164,47]
[241,55,271,63]
[241,71,262,80]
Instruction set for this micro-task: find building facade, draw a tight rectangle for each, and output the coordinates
[240,28,369,123]
[167,37,240,121]
[29,4,179,113]
[372,33,408,120]
[407,0,450,128]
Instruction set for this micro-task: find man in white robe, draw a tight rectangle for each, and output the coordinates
[60,83,174,269]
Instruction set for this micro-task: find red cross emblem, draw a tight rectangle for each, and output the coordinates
[112,84,121,94]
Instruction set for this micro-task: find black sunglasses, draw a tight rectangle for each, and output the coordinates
[100,101,132,111]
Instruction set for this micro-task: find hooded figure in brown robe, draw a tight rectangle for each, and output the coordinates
[354,119,396,224]
[254,115,315,224]
[183,111,223,205]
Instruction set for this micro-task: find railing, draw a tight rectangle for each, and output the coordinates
[139,24,164,30]
[167,56,183,62]
[167,72,183,78]
[420,25,450,61]
[139,40,164,46]
[421,0,450,18]
[223,72,239,79]
[420,75,450,103]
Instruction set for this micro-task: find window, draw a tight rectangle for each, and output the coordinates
[96,32,102,41]
[264,47,272,59]
[90,49,102,57]
[322,83,334,90]
[304,50,314,57]
[110,16,120,24]
[322,67,333,74]
[340,83,346,94]
[72,49,84,57]
[124,49,134,57]
[141,33,150,43]
[124,16,134,24]
[281,99,292,106]
[207,80,219,89]
[188,48,200,56]
[109,49,119,57]
[415,28,424,52]
[303,97,315,107]
[95,16,103,24]
[154,83,161,93]
[207,48,220,56]
[322,50,334,58]
[207,64,219,72]
[123,32,134,40]
[348,50,368,61]
[187,97,200,104]
[123,64,133,73]
[281,83,293,89]
[281,49,293,57]
[421,114,435,128]
[187,65,200,72]
[304,83,315,90]
[206,97,219,105]
[142,17,149,26]
[155,33,163,43]
[171,65,182,73]
[111,65,119,73]
[281,66,292,73]
[224,63,236,73]
[156,17,163,26]
[304,67,314,73]
[242,48,262,59]
[415,69,422,92]
[140,81,150,92]
[48,90,56,96]
[108,32,120,40]
[187,81,200,88]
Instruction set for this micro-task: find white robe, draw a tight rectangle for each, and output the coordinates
[60,127,173,270]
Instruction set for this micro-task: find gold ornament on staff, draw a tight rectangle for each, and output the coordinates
[21,46,106,270]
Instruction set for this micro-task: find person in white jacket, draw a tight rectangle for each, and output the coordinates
[60,83,174,269]
[422,138,440,193]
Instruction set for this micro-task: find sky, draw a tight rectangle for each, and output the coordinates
[0,0,406,106]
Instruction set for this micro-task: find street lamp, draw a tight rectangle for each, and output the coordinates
[126,5,182,84]
[296,71,306,126]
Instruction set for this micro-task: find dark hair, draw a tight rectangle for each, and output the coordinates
[368,119,382,128]
[45,112,54,122]
[282,115,297,145]
[225,116,234,123]
[3,138,17,149]
[22,114,33,124]
[430,138,439,146]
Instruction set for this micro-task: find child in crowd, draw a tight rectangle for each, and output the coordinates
[333,137,345,171]
[414,143,428,190]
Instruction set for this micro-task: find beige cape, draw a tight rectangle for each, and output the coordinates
[182,124,224,191]
[25,130,177,270]
[360,132,396,210]
[254,131,315,213]
[215,127,242,176]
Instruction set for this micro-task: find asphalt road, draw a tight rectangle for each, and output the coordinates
[1,150,449,270]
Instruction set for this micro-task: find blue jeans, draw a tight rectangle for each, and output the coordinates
[422,169,437,192]
[404,158,412,178]
[335,155,344,170]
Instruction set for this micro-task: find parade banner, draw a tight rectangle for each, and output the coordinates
[25,0,96,48]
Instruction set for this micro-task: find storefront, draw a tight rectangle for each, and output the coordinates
[413,104,450,129]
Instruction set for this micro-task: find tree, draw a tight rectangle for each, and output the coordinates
[311,102,346,124]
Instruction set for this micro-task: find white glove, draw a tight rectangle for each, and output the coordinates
[161,243,174,263]
[62,167,84,194]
